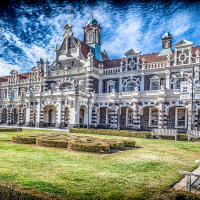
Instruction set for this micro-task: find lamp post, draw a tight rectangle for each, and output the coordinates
[117,93,122,131]
[87,93,91,129]
[189,66,194,141]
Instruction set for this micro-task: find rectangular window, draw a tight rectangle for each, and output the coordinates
[149,108,158,127]
[127,109,133,125]
[108,85,114,93]
[151,82,159,90]
[176,108,187,128]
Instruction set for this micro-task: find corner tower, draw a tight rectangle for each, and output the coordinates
[83,15,103,61]
[158,31,173,56]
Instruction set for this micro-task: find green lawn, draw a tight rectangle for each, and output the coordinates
[0,129,199,199]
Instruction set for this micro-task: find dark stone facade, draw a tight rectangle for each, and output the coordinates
[52,58,83,71]
[92,77,99,93]
[166,107,175,129]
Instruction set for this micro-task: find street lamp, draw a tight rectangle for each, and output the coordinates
[189,66,194,142]
[117,93,122,131]
[87,92,92,129]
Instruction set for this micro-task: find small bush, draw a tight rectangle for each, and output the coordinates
[124,140,136,147]
[150,187,200,200]
[0,179,69,200]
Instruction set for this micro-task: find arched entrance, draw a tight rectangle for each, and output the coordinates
[119,107,133,129]
[64,107,69,127]
[97,107,111,129]
[11,108,18,124]
[2,108,7,124]
[79,105,86,128]
[43,105,56,127]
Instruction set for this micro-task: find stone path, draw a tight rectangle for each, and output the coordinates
[173,165,200,193]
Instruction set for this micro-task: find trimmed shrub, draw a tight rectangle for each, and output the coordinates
[69,128,151,139]
[150,187,200,200]
[101,143,110,153]
[36,138,53,147]
[11,135,42,144]
[124,140,136,147]
[68,141,102,152]
[0,179,69,200]
[0,128,22,132]
[109,141,124,149]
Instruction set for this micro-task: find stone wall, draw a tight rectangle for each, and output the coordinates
[92,77,99,93]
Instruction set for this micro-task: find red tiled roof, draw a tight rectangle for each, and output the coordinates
[18,73,30,80]
[0,76,9,82]
[103,58,126,69]
[191,46,200,57]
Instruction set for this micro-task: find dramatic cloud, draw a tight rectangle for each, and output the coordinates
[0,0,200,76]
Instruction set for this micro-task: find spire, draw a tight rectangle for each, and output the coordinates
[92,9,93,19]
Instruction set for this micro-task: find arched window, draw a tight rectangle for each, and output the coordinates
[96,30,98,43]
[60,82,72,91]
[11,92,15,99]
[127,82,137,92]
[164,41,168,48]
[87,30,93,43]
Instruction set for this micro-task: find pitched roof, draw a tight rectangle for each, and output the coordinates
[103,58,126,69]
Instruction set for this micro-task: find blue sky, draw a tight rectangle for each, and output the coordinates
[0,0,200,76]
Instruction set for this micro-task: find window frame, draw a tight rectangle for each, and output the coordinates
[175,107,187,128]
[149,107,159,127]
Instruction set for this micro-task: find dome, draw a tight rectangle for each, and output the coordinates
[38,58,44,62]
[162,32,172,38]
[87,18,98,25]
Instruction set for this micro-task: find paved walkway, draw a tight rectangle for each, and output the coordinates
[0,125,69,132]
[173,165,200,193]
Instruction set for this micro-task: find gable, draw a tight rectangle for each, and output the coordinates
[173,39,194,48]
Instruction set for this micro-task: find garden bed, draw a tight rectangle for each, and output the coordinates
[11,133,136,153]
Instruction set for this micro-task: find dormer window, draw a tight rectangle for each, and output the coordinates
[87,30,93,43]
[107,80,115,93]
[150,75,160,90]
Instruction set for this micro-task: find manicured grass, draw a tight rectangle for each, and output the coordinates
[0,129,199,199]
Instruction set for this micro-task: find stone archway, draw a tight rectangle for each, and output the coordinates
[43,105,57,127]
[79,105,87,128]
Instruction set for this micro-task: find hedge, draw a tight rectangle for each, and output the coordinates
[12,133,136,153]
[0,128,22,132]
[150,187,200,199]
[11,135,43,144]
[69,128,151,138]
[0,179,69,200]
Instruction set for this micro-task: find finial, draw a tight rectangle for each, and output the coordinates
[167,26,168,32]
[92,9,93,19]
[56,44,58,50]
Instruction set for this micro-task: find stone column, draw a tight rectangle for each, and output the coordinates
[92,108,97,127]
[166,70,171,90]
[36,100,40,127]
[25,103,30,127]
[110,103,117,129]
[119,77,123,92]
[87,74,93,93]
[195,107,198,131]
[69,104,76,128]
[132,102,140,130]
[6,105,11,125]
[140,73,145,91]
[17,105,22,126]
[99,79,103,94]
[158,102,165,129]
[39,105,43,128]
[60,105,65,129]
[56,100,61,128]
